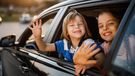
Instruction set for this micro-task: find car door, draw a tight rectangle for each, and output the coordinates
[103,0,135,76]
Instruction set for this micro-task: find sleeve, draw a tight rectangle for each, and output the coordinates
[54,40,64,58]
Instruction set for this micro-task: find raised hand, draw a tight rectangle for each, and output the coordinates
[73,43,100,65]
[29,19,42,39]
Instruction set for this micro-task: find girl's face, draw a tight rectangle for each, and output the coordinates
[67,15,86,40]
[98,12,119,42]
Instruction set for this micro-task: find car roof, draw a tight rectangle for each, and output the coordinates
[38,0,129,18]
[48,0,100,8]
[38,0,101,17]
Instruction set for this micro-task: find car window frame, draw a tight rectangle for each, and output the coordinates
[103,0,135,75]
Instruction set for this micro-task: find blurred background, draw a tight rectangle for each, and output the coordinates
[0,0,64,22]
[0,0,65,40]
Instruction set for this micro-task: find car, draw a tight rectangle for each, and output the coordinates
[19,13,31,24]
[0,0,135,76]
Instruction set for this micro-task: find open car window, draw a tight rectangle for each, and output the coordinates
[25,10,59,50]
[27,13,57,42]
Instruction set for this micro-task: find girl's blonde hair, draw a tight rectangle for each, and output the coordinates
[61,10,91,41]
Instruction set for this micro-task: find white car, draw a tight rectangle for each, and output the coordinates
[19,13,31,24]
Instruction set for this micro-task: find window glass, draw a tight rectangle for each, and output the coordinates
[113,7,135,75]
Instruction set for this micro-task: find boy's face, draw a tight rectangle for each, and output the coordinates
[67,16,86,40]
[98,12,119,42]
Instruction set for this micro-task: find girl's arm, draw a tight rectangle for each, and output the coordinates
[29,19,55,52]
[35,36,56,52]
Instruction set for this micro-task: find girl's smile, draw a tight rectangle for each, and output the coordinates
[67,16,85,39]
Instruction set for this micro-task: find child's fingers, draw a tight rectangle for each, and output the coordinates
[81,68,86,74]
[35,19,39,26]
[79,43,90,52]
[74,65,78,69]
[84,60,97,65]
[39,19,42,28]
[83,43,91,51]
[39,19,42,25]
[87,48,100,58]
[86,44,97,54]
[28,25,32,30]
[76,66,83,76]
[77,43,85,52]
[31,21,36,28]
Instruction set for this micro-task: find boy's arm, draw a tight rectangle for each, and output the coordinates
[94,51,105,69]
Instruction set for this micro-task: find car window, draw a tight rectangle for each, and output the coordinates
[113,6,135,75]
[25,11,58,50]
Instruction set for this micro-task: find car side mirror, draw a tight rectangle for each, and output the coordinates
[0,35,16,47]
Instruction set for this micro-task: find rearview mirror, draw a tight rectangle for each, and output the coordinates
[0,35,16,47]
